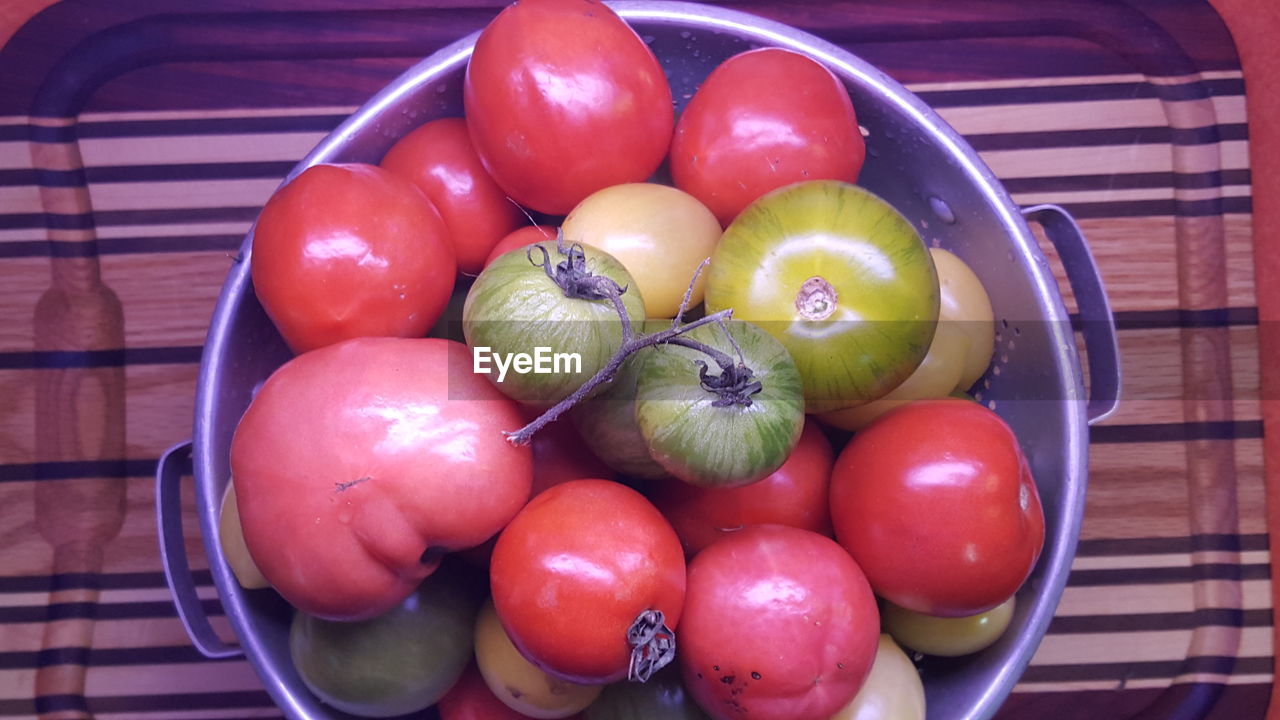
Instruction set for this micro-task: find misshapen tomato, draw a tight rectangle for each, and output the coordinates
[230,337,532,621]
[250,163,455,354]
[380,117,524,275]
[649,418,833,555]
[490,479,686,683]
[680,525,879,720]
[829,399,1045,617]
[464,0,673,214]
[670,48,864,226]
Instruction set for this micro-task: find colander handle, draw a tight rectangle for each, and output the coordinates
[156,440,243,659]
[1022,204,1121,425]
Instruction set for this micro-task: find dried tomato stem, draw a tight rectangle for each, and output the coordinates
[626,609,675,683]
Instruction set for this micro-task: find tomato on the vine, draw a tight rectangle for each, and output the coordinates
[463,240,645,408]
[490,479,686,683]
[250,163,455,354]
[380,117,524,274]
[464,0,673,214]
[829,399,1044,617]
[230,337,532,620]
[680,524,879,720]
[635,320,804,488]
[649,418,833,555]
[670,48,865,226]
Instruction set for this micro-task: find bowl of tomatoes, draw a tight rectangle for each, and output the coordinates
[157,1,1120,719]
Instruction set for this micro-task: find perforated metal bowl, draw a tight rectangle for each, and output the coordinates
[158,3,1120,718]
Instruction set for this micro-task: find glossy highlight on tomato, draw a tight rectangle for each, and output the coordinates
[829,399,1045,617]
[671,48,864,226]
[230,337,532,621]
[490,479,686,683]
[380,117,524,274]
[250,163,456,354]
[464,0,674,214]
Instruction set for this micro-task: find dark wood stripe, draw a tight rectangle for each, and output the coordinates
[1068,563,1270,587]
[0,346,203,370]
[1018,655,1272,683]
[0,235,243,258]
[0,570,212,594]
[1070,307,1259,331]
[0,645,242,670]
[1090,421,1264,444]
[966,124,1248,151]
[913,78,1245,107]
[0,599,221,624]
[3,691,276,716]
[0,459,158,483]
[1075,534,1270,556]
[1048,608,1272,634]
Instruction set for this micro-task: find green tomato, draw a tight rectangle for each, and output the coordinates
[705,180,938,412]
[570,324,670,480]
[883,596,1016,657]
[584,663,709,720]
[635,320,804,488]
[289,563,479,717]
[831,635,925,720]
[463,240,646,408]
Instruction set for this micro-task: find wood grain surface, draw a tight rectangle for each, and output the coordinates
[0,0,1274,718]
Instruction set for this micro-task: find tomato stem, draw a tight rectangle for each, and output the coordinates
[626,609,675,683]
[505,240,761,445]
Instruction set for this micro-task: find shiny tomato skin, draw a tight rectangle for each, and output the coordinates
[230,337,532,621]
[250,163,455,354]
[463,0,674,214]
[829,399,1045,617]
[670,48,864,225]
[484,225,559,268]
[380,117,524,275]
[650,418,834,555]
[680,525,879,720]
[490,479,686,684]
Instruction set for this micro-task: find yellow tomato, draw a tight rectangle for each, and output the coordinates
[219,482,269,590]
[818,322,967,431]
[562,183,721,319]
[883,596,1016,657]
[474,601,602,718]
[932,248,995,391]
[831,635,925,720]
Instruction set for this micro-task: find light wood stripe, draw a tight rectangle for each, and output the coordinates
[1056,579,1272,617]
[903,70,1243,92]
[1029,626,1272,667]
[1071,551,1270,571]
[936,96,1246,133]
[1015,675,1273,693]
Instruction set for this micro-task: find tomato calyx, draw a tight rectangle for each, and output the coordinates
[692,358,762,407]
[626,608,676,683]
[530,239,633,307]
[796,276,838,321]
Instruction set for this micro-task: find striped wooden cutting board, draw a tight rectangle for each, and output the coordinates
[0,0,1271,718]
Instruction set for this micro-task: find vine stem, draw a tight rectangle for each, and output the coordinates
[503,243,757,446]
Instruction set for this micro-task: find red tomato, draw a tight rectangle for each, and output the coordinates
[650,418,834,555]
[464,0,674,214]
[490,479,686,683]
[680,525,879,720]
[231,337,532,621]
[439,663,581,720]
[380,118,524,275]
[250,163,455,354]
[670,48,865,225]
[829,399,1045,617]
[484,225,559,268]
